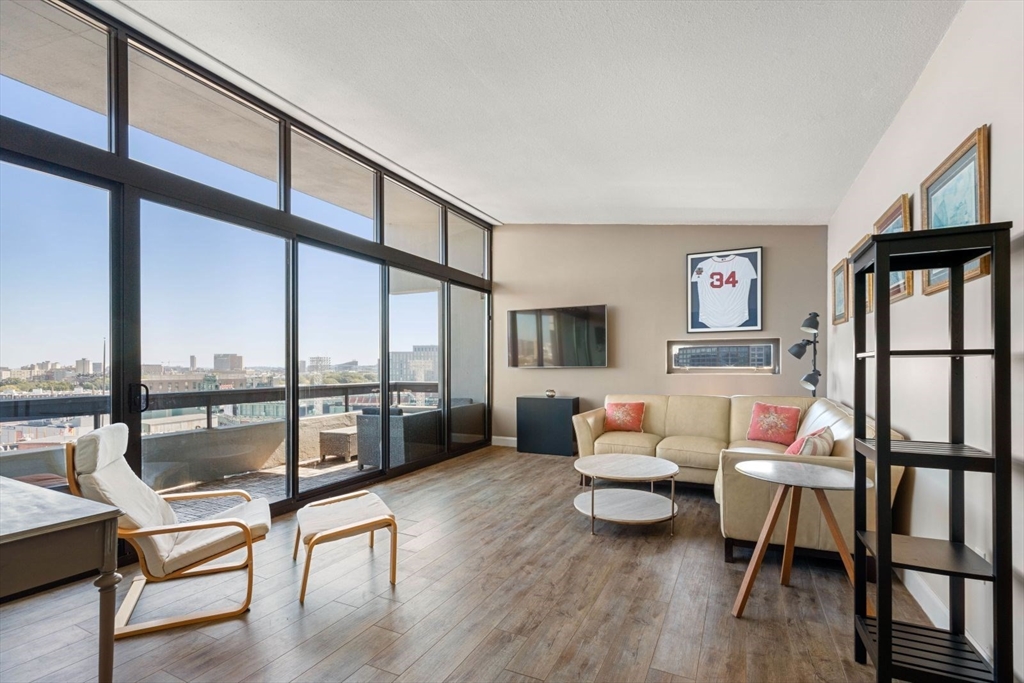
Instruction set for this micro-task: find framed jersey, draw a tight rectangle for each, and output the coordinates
[687,247,763,333]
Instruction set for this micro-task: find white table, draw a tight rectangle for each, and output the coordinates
[573,454,679,535]
[731,459,874,618]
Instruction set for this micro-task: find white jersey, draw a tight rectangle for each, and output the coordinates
[691,255,758,328]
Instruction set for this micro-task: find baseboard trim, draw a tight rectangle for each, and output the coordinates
[492,436,517,448]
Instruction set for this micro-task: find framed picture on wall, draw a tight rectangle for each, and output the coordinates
[687,246,762,333]
[848,234,874,315]
[874,194,914,303]
[921,125,990,295]
[832,258,849,325]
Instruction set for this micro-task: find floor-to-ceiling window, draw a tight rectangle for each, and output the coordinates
[388,269,444,465]
[297,244,382,491]
[139,201,288,501]
[0,162,111,483]
[0,0,492,512]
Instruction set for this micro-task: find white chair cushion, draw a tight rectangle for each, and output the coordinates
[297,493,393,545]
[74,423,130,475]
[159,498,271,577]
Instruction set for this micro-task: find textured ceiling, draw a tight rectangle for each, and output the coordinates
[95,0,963,226]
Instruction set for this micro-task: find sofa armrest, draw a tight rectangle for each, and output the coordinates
[572,408,606,457]
[716,449,905,552]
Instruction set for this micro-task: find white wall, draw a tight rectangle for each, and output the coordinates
[492,222,827,438]
[826,1,1023,675]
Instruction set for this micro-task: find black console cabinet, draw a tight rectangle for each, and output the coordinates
[516,396,580,456]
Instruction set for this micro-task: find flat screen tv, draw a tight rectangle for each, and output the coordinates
[508,305,607,368]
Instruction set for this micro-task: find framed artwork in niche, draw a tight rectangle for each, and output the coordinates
[921,125,990,295]
[874,194,914,303]
[832,258,849,325]
[848,234,874,315]
[687,246,762,333]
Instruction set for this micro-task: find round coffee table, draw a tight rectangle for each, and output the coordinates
[731,459,874,618]
[573,454,679,535]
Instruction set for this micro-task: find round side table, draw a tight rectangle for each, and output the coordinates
[731,459,874,619]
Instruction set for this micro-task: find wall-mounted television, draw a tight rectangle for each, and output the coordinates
[508,305,607,368]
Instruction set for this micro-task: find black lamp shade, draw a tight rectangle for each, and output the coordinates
[800,312,820,335]
[800,371,820,391]
[788,341,808,359]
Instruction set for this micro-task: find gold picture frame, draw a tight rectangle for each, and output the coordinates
[832,259,849,325]
[874,194,914,303]
[848,234,874,315]
[921,125,990,295]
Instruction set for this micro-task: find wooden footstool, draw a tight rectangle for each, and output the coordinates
[293,491,397,603]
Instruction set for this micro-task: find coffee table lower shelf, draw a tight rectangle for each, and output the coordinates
[573,489,677,530]
[854,616,992,683]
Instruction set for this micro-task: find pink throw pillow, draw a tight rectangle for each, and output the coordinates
[785,426,835,456]
[747,402,802,445]
[605,402,645,432]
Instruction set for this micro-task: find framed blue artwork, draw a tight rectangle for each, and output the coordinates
[687,247,762,333]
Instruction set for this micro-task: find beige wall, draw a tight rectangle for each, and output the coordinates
[826,1,1023,675]
[492,223,828,437]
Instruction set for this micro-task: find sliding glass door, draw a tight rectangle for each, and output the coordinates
[296,243,382,493]
[138,200,289,503]
[449,285,488,450]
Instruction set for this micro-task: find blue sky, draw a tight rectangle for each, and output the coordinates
[0,76,438,370]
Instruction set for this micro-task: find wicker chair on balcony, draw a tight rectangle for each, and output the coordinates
[65,423,271,638]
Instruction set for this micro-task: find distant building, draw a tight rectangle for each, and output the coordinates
[390,345,438,382]
[298,360,307,374]
[308,356,332,375]
[0,368,10,380]
[141,364,164,377]
[214,354,244,371]
[92,362,103,374]
[75,358,92,375]
[189,355,197,371]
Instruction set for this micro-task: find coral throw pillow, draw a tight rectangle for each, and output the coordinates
[747,402,802,445]
[785,426,835,456]
[605,402,645,432]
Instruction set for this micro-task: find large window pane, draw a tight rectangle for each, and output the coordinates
[140,201,287,504]
[298,244,381,491]
[0,162,110,486]
[384,180,440,261]
[389,269,443,464]
[448,213,487,278]
[129,45,278,206]
[450,286,487,447]
[0,0,108,149]
[291,131,375,240]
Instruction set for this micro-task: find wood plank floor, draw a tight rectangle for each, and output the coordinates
[0,446,930,683]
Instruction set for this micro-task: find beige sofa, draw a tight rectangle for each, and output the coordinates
[572,394,904,556]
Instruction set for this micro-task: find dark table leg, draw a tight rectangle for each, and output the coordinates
[95,519,121,683]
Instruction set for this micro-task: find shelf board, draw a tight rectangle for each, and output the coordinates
[856,439,994,473]
[856,616,993,683]
[856,349,994,359]
[857,531,993,581]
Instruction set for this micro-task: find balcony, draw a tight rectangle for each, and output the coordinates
[0,381,485,518]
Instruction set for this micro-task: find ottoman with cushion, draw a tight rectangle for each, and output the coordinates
[293,491,398,603]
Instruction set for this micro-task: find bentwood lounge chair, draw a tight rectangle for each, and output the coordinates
[65,423,271,638]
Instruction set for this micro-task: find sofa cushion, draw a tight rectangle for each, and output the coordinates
[729,395,816,443]
[786,426,835,456]
[594,431,661,456]
[656,435,727,470]
[727,440,788,454]
[605,402,646,432]
[605,395,668,436]
[664,395,731,442]
[746,402,802,445]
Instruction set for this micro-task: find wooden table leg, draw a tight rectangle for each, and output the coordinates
[95,518,121,683]
[814,488,875,617]
[780,486,802,586]
[732,484,790,618]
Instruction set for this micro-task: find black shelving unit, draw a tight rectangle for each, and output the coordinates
[849,222,1013,683]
